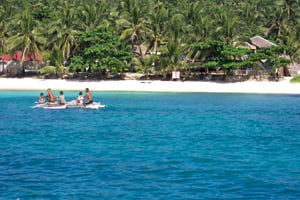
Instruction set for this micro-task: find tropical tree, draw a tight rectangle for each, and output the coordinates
[0,0,14,73]
[214,7,240,45]
[263,7,292,44]
[31,1,53,23]
[192,40,224,74]
[183,2,213,44]
[47,2,80,61]
[8,9,46,73]
[117,0,147,57]
[166,13,186,43]
[79,0,109,31]
[46,46,66,77]
[69,26,132,78]
[132,54,159,79]
[280,0,299,20]
[184,2,213,66]
[218,45,254,74]
[238,2,263,39]
[144,5,168,55]
[40,44,65,77]
[158,40,186,79]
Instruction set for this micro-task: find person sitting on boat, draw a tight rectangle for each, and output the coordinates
[39,92,45,103]
[83,88,93,105]
[58,91,66,105]
[76,91,84,105]
[45,88,56,102]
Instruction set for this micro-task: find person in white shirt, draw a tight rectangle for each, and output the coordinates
[76,91,84,105]
[58,91,66,104]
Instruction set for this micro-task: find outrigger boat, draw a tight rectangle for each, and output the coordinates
[33,100,107,109]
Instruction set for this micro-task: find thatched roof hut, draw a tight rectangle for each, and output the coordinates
[250,36,277,48]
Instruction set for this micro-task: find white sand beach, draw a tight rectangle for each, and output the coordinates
[0,77,300,94]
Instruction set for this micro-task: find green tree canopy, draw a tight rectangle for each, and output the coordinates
[69,26,132,74]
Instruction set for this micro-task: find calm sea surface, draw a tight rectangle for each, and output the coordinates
[0,91,299,199]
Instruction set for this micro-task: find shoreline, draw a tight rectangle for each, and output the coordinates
[0,77,300,94]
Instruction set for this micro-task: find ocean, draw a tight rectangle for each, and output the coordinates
[0,91,299,199]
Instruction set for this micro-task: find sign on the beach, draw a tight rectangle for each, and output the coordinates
[172,71,180,80]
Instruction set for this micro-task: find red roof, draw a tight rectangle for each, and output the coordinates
[0,54,12,60]
[0,51,43,61]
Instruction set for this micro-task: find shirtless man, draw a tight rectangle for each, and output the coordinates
[83,88,93,105]
[45,88,55,102]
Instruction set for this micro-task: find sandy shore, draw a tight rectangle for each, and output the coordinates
[0,77,299,94]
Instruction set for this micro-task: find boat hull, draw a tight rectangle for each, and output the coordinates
[33,102,107,109]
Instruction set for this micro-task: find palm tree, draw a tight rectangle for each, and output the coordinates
[184,2,212,43]
[47,3,80,61]
[40,45,66,78]
[281,16,300,61]
[50,46,66,77]
[8,9,46,73]
[117,0,147,57]
[0,0,14,73]
[184,2,214,69]
[166,13,186,43]
[79,0,109,31]
[132,55,159,79]
[262,5,295,46]
[214,7,240,45]
[158,40,186,79]
[144,6,168,55]
[241,2,261,26]
[184,1,203,26]
[280,0,299,20]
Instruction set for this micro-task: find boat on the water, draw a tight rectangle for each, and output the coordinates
[33,101,107,109]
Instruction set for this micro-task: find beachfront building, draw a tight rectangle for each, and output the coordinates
[0,54,12,74]
[235,36,299,79]
[250,36,300,77]
[0,51,45,75]
[234,36,278,78]
[287,62,300,77]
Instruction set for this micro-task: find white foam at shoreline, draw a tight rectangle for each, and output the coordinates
[0,77,299,94]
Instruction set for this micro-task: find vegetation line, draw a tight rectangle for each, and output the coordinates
[0,0,299,81]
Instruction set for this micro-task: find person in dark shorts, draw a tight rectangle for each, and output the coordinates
[83,88,93,105]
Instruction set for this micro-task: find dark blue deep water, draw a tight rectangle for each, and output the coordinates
[0,91,299,199]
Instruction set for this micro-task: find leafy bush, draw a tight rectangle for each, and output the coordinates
[40,66,56,74]
[290,76,300,83]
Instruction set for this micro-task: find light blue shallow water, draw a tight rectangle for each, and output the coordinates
[0,91,299,199]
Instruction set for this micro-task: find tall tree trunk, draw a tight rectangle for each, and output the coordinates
[21,48,28,74]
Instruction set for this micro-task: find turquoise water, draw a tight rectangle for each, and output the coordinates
[0,91,299,199]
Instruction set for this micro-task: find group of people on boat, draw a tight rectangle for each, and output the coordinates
[38,88,93,105]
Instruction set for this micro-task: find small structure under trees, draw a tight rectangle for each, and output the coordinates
[0,51,45,75]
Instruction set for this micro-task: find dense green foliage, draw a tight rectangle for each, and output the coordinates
[0,0,299,78]
[69,26,132,73]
